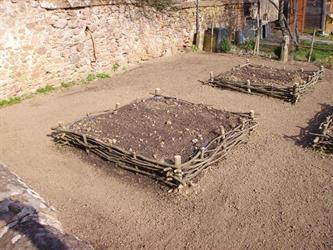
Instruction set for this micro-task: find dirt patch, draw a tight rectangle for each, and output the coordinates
[69,96,242,163]
[221,64,313,87]
[0,53,332,249]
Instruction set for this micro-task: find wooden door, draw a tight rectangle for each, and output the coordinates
[304,0,323,30]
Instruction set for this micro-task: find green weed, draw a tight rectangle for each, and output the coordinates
[36,85,56,94]
[86,73,97,82]
[112,63,120,72]
[243,39,255,52]
[191,45,199,53]
[61,81,76,88]
[220,38,231,53]
[0,97,22,108]
[96,72,111,79]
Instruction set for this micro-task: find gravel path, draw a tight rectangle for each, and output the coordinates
[0,53,332,249]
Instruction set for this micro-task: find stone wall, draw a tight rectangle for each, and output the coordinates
[0,162,93,249]
[0,0,244,100]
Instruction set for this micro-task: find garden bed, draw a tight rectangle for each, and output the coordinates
[205,62,324,103]
[312,108,333,154]
[51,95,257,188]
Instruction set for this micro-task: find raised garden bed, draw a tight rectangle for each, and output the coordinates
[204,62,324,103]
[51,94,257,188]
[312,108,333,154]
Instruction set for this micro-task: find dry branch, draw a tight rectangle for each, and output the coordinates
[312,113,333,154]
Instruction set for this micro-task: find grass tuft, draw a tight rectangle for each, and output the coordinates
[86,73,97,82]
[96,72,111,79]
[36,85,56,94]
[0,97,22,108]
[112,63,120,72]
[61,81,76,88]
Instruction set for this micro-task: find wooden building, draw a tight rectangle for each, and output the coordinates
[288,0,333,33]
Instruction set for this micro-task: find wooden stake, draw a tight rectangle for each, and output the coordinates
[155,88,161,96]
[250,110,255,119]
[200,147,205,159]
[293,83,300,103]
[319,65,324,79]
[308,29,316,62]
[247,80,251,93]
[174,155,182,169]
[220,126,225,139]
[210,72,214,83]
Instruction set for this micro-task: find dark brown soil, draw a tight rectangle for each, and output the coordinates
[221,64,312,87]
[69,97,241,162]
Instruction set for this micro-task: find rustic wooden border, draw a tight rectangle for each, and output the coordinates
[51,94,257,188]
[312,113,333,154]
[204,62,324,104]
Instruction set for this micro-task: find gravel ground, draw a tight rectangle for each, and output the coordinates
[0,53,332,249]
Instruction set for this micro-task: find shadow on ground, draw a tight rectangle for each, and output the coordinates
[0,199,93,250]
[284,103,333,147]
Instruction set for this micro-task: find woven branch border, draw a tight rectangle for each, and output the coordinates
[51,95,258,188]
[312,114,333,154]
[204,63,324,104]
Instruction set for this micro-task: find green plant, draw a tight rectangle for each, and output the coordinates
[36,85,56,94]
[243,39,255,52]
[146,0,172,11]
[306,51,317,62]
[220,38,231,53]
[112,63,120,72]
[191,45,199,53]
[86,73,96,82]
[61,81,76,88]
[0,97,22,108]
[96,72,111,79]
[274,46,282,58]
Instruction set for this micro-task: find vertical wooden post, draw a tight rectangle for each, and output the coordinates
[255,0,261,55]
[210,71,214,83]
[281,35,290,62]
[200,147,205,159]
[220,125,225,139]
[155,88,161,96]
[321,0,327,35]
[308,29,316,62]
[247,80,251,93]
[293,83,299,103]
[174,155,182,169]
[210,22,214,53]
[250,110,255,119]
[319,65,324,80]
